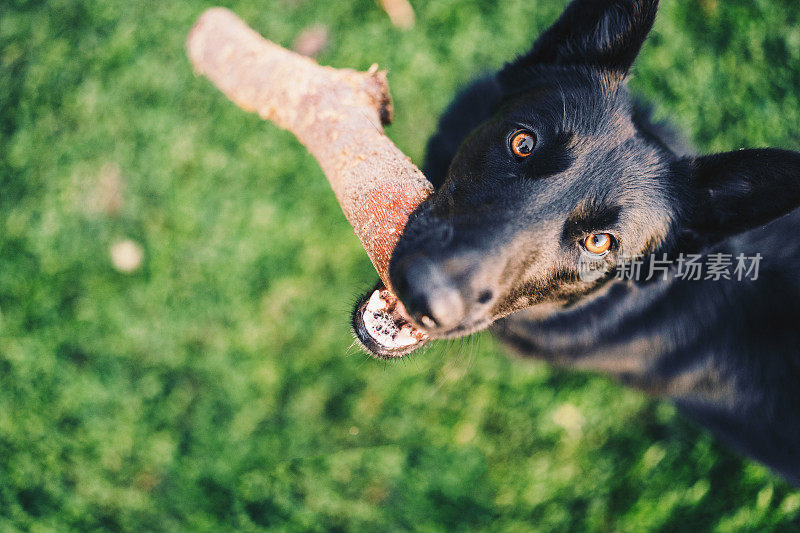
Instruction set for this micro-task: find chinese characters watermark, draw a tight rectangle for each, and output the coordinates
[579,253,763,283]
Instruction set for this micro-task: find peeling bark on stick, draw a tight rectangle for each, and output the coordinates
[187,8,433,289]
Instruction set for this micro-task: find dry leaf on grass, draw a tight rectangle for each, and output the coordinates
[379,0,415,30]
[292,24,330,57]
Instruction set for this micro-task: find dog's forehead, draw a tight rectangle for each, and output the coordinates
[506,66,625,105]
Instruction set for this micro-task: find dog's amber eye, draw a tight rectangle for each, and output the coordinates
[584,233,612,255]
[510,130,536,158]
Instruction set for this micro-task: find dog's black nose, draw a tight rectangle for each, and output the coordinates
[391,254,466,332]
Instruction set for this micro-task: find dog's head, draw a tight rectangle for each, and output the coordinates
[353,0,800,358]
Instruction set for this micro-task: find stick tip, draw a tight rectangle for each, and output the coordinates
[187,7,240,63]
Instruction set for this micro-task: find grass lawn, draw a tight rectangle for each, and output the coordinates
[2,0,800,530]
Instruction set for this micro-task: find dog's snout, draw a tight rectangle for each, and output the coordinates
[426,284,466,330]
[392,255,466,332]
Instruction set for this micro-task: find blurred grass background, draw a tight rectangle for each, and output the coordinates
[2,0,800,530]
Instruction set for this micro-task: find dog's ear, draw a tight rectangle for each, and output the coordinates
[686,149,800,240]
[499,0,659,90]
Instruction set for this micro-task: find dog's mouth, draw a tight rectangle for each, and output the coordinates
[352,286,430,359]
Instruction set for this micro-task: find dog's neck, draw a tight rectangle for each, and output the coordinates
[491,268,732,405]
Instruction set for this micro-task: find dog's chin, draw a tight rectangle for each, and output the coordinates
[352,287,430,360]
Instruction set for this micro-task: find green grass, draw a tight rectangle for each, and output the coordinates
[2,0,800,530]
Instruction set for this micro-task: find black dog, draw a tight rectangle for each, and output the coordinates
[353,0,800,485]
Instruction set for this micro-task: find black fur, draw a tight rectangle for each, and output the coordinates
[357,0,800,485]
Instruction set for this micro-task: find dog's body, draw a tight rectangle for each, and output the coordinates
[422,56,800,486]
[354,0,800,485]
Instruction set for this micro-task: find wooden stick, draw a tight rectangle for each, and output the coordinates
[187,8,433,289]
